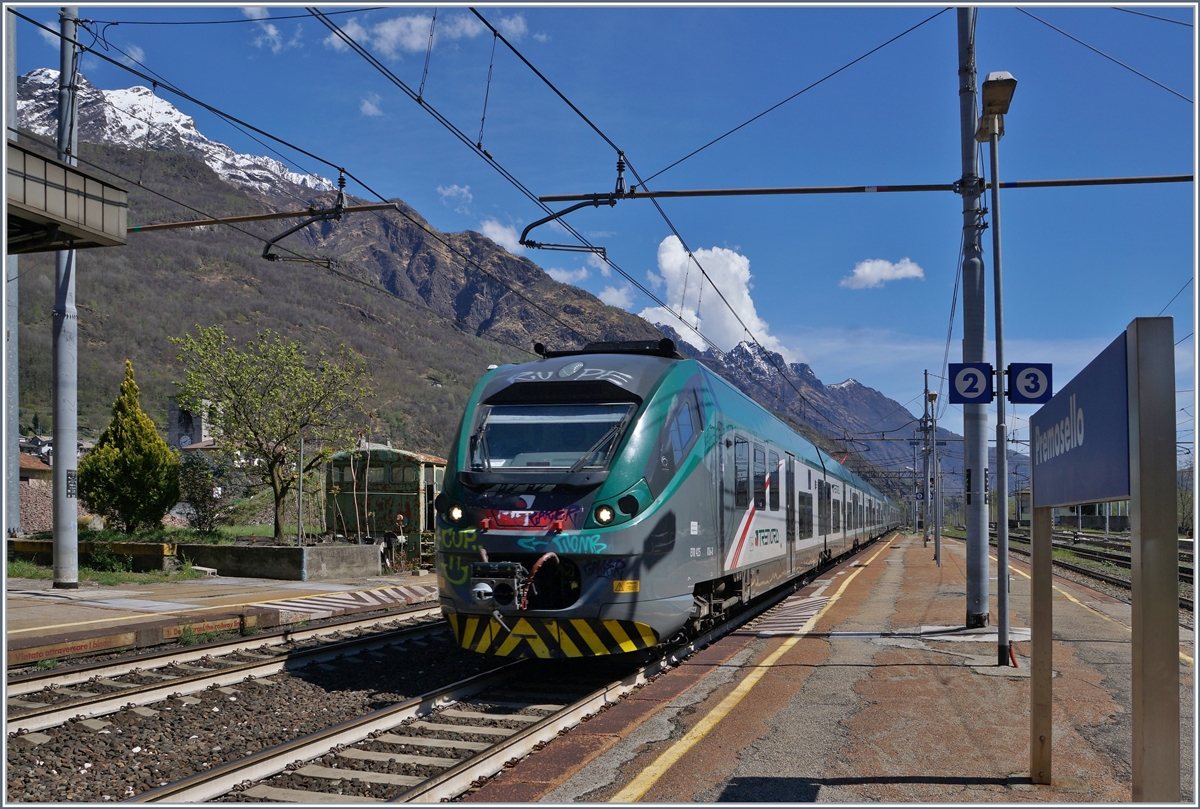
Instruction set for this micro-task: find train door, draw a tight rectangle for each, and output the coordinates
[716,420,727,563]
[785,454,796,575]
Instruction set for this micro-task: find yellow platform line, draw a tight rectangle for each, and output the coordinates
[610,534,899,802]
[997,553,1193,666]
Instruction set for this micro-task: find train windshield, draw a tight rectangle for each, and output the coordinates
[469,403,635,473]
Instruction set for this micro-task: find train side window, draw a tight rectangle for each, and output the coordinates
[798,491,813,538]
[753,444,766,510]
[367,466,385,485]
[389,464,405,484]
[646,386,704,497]
[667,398,698,467]
[768,451,780,511]
[734,437,749,508]
[832,498,841,532]
[807,469,812,490]
[403,466,419,484]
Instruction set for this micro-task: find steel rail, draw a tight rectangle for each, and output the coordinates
[8,612,446,733]
[125,532,896,803]
[125,664,523,803]
[8,604,441,691]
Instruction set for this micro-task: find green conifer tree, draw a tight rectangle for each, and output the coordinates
[78,360,181,533]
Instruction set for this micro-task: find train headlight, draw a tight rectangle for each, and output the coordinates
[594,505,615,525]
[448,505,464,524]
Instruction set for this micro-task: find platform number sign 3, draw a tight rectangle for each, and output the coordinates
[1007,363,1053,404]
[948,363,994,404]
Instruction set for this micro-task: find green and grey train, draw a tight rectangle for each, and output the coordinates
[434,339,899,659]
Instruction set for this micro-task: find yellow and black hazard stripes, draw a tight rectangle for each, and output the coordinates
[446,612,659,658]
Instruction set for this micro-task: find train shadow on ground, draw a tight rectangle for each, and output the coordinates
[717,774,1031,801]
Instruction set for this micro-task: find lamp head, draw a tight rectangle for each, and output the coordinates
[981,71,1018,116]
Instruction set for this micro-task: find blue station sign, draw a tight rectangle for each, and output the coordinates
[1030,334,1129,508]
[1008,363,1053,404]
[949,362,993,404]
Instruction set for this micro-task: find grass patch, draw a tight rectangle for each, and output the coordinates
[7,558,51,579]
[35,658,58,671]
[7,559,208,584]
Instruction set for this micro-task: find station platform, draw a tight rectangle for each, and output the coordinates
[5,571,440,667]
[466,532,1196,803]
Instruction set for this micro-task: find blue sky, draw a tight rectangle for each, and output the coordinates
[12,3,1196,458]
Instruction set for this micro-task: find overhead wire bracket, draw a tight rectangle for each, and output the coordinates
[262,171,350,265]
[519,155,627,259]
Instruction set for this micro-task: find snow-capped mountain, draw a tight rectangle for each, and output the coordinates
[16,68,334,195]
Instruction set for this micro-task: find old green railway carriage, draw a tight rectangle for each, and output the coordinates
[434,340,899,659]
[326,445,446,538]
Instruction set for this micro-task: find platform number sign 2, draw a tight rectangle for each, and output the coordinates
[1007,363,1053,404]
[948,363,994,404]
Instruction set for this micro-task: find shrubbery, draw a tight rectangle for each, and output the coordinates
[78,361,180,533]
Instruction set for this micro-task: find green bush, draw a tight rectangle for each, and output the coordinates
[78,361,180,533]
[178,452,238,532]
[86,543,133,573]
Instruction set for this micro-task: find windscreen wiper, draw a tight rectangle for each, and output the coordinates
[568,421,623,474]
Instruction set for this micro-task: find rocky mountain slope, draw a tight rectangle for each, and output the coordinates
[14,69,989,497]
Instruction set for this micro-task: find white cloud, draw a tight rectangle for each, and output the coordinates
[587,252,611,278]
[241,7,271,21]
[547,267,590,284]
[371,15,435,56]
[496,15,528,39]
[255,23,280,51]
[840,257,924,290]
[121,44,145,66]
[439,15,485,40]
[599,284,635,309]
[324,18,369,52]
[437,184,472,214]
[38,21,58,47]
[639,236,793,361]
[360,93,383,117]
[533,32,549,43]
[327,13,487,59]
[480,219,524,254]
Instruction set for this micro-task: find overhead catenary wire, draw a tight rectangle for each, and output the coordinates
[9,127,333,266]
[15,9,593,346]
[1157,276,1193,316]
[77,19,332,205]
[7,131,535,362]
[463,8,886,460]
[85,7,382,26]
[1113,7,1193,27]
[635,7,953,186]
[1016,7,1193,103]
[467,8,847,431]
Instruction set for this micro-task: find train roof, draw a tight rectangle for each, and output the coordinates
[330,444,447,465]
[478,342,889,504]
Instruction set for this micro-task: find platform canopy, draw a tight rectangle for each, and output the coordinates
[6,140,127,254]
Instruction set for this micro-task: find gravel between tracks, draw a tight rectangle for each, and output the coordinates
[5,638,505,802]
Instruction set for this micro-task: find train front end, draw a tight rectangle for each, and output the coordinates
[434,340,715,659]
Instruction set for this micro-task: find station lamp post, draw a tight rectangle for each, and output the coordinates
[977,70,1017,667]
[905,466,916,531]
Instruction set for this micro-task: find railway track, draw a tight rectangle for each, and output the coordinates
[7,605,443,733]
[130,535,896,803]
[1002,542,1193,613]
[1000,532,1194,586]
[8,534,894,804]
